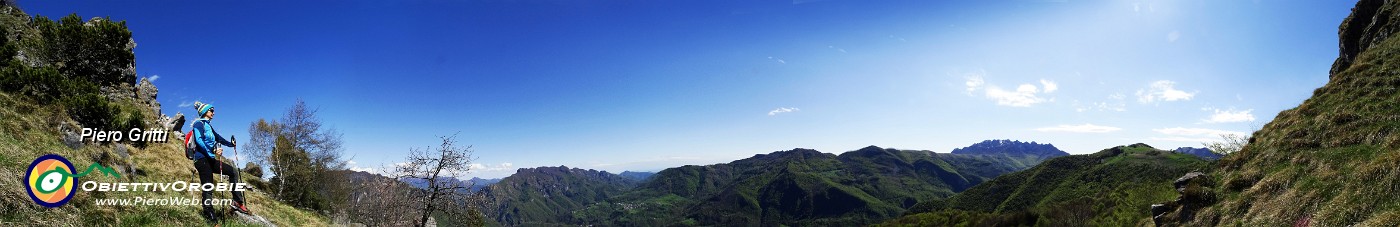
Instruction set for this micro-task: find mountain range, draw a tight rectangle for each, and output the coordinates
[478,140,1068,226]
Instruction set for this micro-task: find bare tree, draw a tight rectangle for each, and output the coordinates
[345,171,423,226]
[1203,133,1250,156]
[394,134,481,227]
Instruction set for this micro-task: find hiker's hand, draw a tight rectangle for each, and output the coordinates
[215,147,224,156]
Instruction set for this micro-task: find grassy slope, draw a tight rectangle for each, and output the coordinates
[0,92,330,226]
[881,144,1209,226]
[1174,2,1400,225]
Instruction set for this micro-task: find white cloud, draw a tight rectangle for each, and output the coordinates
[1039,79,1058,93]
[1204,108,1255,123]
[986,84,1046,107]
[346,160,377,174]
[1074,93,1126,112]
[470,162,516,172]
[1153,127,1247,137]
[178,101,194,108]
[1035,124,1122,133]
[147,75,160,82]
[959,71,1055,107]
[1136,80,1196,104]
[1167,31,1181,43]
[768,56,786,64]
[1095,102,1127,112]
[965,74,985,95]
[768,107,800,116]
[1073,100,1088,112]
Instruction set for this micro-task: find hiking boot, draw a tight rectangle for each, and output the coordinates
[204,209,220,223]
[231,201,252,215]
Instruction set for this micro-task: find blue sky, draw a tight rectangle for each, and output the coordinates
[23,0,1354,178]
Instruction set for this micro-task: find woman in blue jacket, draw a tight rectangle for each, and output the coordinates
[191,101,250,221]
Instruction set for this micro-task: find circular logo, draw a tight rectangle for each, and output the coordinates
[25,154,76,208]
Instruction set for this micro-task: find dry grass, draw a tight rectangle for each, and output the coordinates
[0,92,330,226]
[1179,12,1400,225]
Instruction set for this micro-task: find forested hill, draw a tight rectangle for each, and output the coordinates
[485,143,1066,226]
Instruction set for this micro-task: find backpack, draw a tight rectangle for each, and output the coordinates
[183,130,196,160]
[183,119,211,160]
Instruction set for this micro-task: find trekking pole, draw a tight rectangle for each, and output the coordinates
[232,135,239,172]
[216,142,224,182]
[214,140,226,220]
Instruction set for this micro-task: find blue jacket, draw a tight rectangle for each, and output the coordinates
[192,118,234,160]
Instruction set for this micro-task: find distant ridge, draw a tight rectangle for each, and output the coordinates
[1172,147,1221,160]
[951,139,1070,158]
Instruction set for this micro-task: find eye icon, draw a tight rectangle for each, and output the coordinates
[37,170,68,193]
[25,154,76,208]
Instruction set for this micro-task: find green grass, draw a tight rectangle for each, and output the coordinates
[1159,2,1400,225]
[887,144,1209,227]
[0,92,331,226]
[1169,2,1400,225]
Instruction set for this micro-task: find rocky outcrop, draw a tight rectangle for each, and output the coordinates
[1151,171,1216,226]
[1332,0,1395,77]
[165,112,185,132]
[136,77,160,114]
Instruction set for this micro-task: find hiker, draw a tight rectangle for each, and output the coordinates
[191,101,251,221]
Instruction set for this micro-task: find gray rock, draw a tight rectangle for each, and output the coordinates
[1151,203,1174,226]
[232,212,277,227]
[62,130,83,149]
[114,144,130,160]
[99,83,135,101]
[168,112,185,132]
[137,77,160,114]
[1174,172,1207,193]
[1332,0,1393,77]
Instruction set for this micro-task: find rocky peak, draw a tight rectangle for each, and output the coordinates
[136,77,160,114]
[1332,0,1395,77]
[951,139,1069,158]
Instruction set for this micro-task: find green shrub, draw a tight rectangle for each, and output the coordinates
[60,93,119,130]
[0,64,98,104]
[31,14,134,86]
[120,107,147,147]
